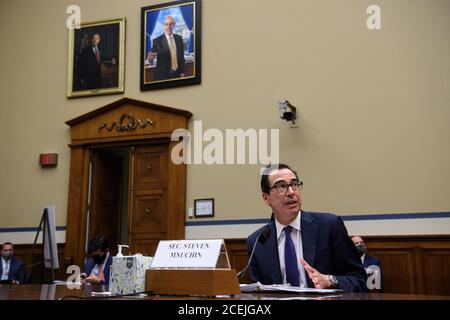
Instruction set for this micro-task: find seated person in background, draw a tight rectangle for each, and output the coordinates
[0,242,26,284]
[247,164,367,292]
[351,236,382,271]
[81,235,113,285]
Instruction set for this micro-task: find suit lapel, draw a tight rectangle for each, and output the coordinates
[301,211,317,286]
[9,259,14,274]
[10,259,16,279]
[161,35,170,52]
[263,222,282,284]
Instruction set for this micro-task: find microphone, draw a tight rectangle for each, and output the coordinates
[237,225,271,279]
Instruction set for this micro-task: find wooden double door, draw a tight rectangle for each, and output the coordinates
[64,98,191,269]
[89,143,172,256]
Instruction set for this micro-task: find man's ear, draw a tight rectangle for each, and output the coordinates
[262,192,270,205]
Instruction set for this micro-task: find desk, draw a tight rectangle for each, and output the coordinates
[1,285,449,300]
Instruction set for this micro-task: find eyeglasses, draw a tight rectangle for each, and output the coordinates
[270,180,303,193]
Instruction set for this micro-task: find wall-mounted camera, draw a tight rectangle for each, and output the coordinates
[278,100,298,127]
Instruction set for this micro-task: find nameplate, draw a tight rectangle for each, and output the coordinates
[151,239,224,269]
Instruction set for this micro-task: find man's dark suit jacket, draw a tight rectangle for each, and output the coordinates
[363,255,381,269]
[78,45,102,89]
[0,257,26,284]
[151,33,185,81]
[247,211,368,292]
[84,253,113,285]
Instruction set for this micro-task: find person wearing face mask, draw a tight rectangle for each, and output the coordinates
[0,242,26,284]
[351,236,381,271]
[80,235,113,285]
[247,164,367,292]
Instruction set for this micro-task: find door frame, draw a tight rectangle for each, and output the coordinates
[63,98,191,270]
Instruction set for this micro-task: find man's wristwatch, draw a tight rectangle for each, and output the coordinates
[328,275,339,288]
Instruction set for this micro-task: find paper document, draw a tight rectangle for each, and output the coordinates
[240,282,342,294]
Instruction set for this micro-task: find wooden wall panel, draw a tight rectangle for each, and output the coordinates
[422,249,450,295]
[364,235,450,295]
[368,249,417,293]
[225,239,251,284]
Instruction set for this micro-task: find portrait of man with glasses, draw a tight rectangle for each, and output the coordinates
[246,163,368,292]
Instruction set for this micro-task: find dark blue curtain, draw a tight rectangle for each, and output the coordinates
[146,11,159,54]
[180,4,194,53]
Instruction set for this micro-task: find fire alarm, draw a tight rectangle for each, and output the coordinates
[39,153,58,167]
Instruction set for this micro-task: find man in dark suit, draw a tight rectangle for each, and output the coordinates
[78,33,102,90]
[0,242,26,284]
[247,164,367,292]
[351,236,382,269]
[81,235,113,285]
[147,16,185,81]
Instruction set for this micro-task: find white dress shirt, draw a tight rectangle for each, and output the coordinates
[274,211,307,287]
[1,257,11,280]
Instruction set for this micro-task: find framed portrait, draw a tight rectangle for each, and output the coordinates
[67,18,125,98]
[194,198,214,218]
[140,0,201,91]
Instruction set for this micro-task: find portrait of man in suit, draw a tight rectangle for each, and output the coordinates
[78,33,103,90]
[247,164,368,292]
[141,1,200,90]
[68,18,124,98]
[147,16,186,81]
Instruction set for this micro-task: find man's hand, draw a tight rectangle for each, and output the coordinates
[85,275,101,284]
[147,51,158,61]
[79,273,87,285]
[300,258,332,289]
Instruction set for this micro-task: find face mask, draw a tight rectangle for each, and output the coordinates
[92,253,106,265]
[356,244,366,257]
[1,252,13,260]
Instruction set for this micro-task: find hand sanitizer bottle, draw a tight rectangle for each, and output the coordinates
[116,244,130,257]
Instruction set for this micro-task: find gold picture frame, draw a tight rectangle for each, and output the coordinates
[67,17,125,98]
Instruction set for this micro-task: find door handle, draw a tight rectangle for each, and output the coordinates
[145,208,151,215]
